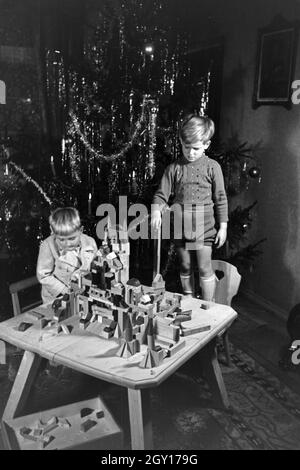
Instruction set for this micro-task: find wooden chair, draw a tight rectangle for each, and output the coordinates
[212,260,241,366]
[9,276,42,317]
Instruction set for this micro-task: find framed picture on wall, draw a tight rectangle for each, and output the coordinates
[253,15,299,109]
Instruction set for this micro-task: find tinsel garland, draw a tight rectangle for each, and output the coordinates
[69,95,148,162]
[7,161,52,206]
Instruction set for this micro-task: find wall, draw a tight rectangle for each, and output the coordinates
[210,0,300,314]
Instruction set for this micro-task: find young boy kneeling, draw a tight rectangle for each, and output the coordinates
[37,207,97,303]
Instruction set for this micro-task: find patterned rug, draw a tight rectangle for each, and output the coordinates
[1,342,300,450]
[148,344,300,450]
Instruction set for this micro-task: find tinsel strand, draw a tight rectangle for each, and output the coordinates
[7,161,52,206]
[69,97,147,162]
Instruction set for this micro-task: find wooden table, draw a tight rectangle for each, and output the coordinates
[0,294,237,450]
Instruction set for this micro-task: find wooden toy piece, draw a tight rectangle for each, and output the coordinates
[42,416,59,434]
[33,428,43,437]
[53,308,68,322]
[38,318,51,329]
[80,419,97,433]
[124,326,133,342]
[116,338,140,358]
[19,426,36,441]
[106,251,117,260]
[57,324,73,335]
[89,286,107,300]
[80,407,94,418]
[155,335,175,349]
[132,325,140,336]
[135,315,149,344]
[154,317,180,342]
[113,258,122,270]
[104,272,115,289]
[137,303,154,315]
[91,266,106,290]
[40,434,54,449]
[82,273,92,289]
[110,282,124,297]
[139,346,164,369]
[100,326,114,339]
[181,323,211,336]
[77,294,92,319]
[113,324,122,339]
[52,297,62,312]
[152,273,165,290]
[119,241,130,255]
[172,311,192,326]
[167,339,186,357]
[0,340,6,365]
[125,278,142,305]
[200,303,212,310]
[117,308,128,333]
[92,306,115,320]
[111,243,120,253]
[18,322,33,332]
[79,318,90,330]
[102,318,116,329]
[114,295,129,309]
[96,410,104,419]
[140,294,152,305]
[146,316,155,351]
[86,322,103,336]
[26,310,44,321]
[57,417,71,428]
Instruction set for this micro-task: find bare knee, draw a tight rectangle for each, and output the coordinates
[180,261,191,276]
[198,260,213,278]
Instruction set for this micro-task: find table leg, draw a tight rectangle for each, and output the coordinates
[200,339,230,409]
[1,350,42,449]
[127,388,153,450]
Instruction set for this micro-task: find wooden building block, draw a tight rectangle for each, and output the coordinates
[139,347,164,369]
[17,322,32,332]
[79,318,90,330]
[154,317,180,342]
[167,339,186,357]
[200,303,212,310]
[26,311,44,321]
[99,326,114,339]
[6,396,123,450]
[181,324,211,336]
[38,318,51,329]
[42,416,59,434]
[80,419,97,433]
[80,407,93,418]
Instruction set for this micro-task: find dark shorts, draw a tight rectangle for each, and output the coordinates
[166,205,216,248]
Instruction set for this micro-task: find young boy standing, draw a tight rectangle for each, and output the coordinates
[151,114,228,301]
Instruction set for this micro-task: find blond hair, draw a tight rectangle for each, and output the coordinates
[49,207,81,236]
[179,114,215,144]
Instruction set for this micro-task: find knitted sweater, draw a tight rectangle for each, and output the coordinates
[153,155,228,225]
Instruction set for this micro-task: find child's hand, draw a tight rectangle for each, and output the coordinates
[214,227,227,248]
[151,210,161,231]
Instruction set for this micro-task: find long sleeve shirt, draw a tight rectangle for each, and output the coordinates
[36,233,98,303]
[152,155,228,224]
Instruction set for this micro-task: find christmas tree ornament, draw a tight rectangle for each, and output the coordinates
[248,166,260,179]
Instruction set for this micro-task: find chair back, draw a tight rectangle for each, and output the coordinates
[212,260,241,306]
[9,276,41,316]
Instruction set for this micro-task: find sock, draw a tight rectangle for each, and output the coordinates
[199,273,217,301]
[180,273,194,296]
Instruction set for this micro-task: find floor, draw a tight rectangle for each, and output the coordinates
[231,292,300,396]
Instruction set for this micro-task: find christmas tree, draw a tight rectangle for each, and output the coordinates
[0,0,264,318]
